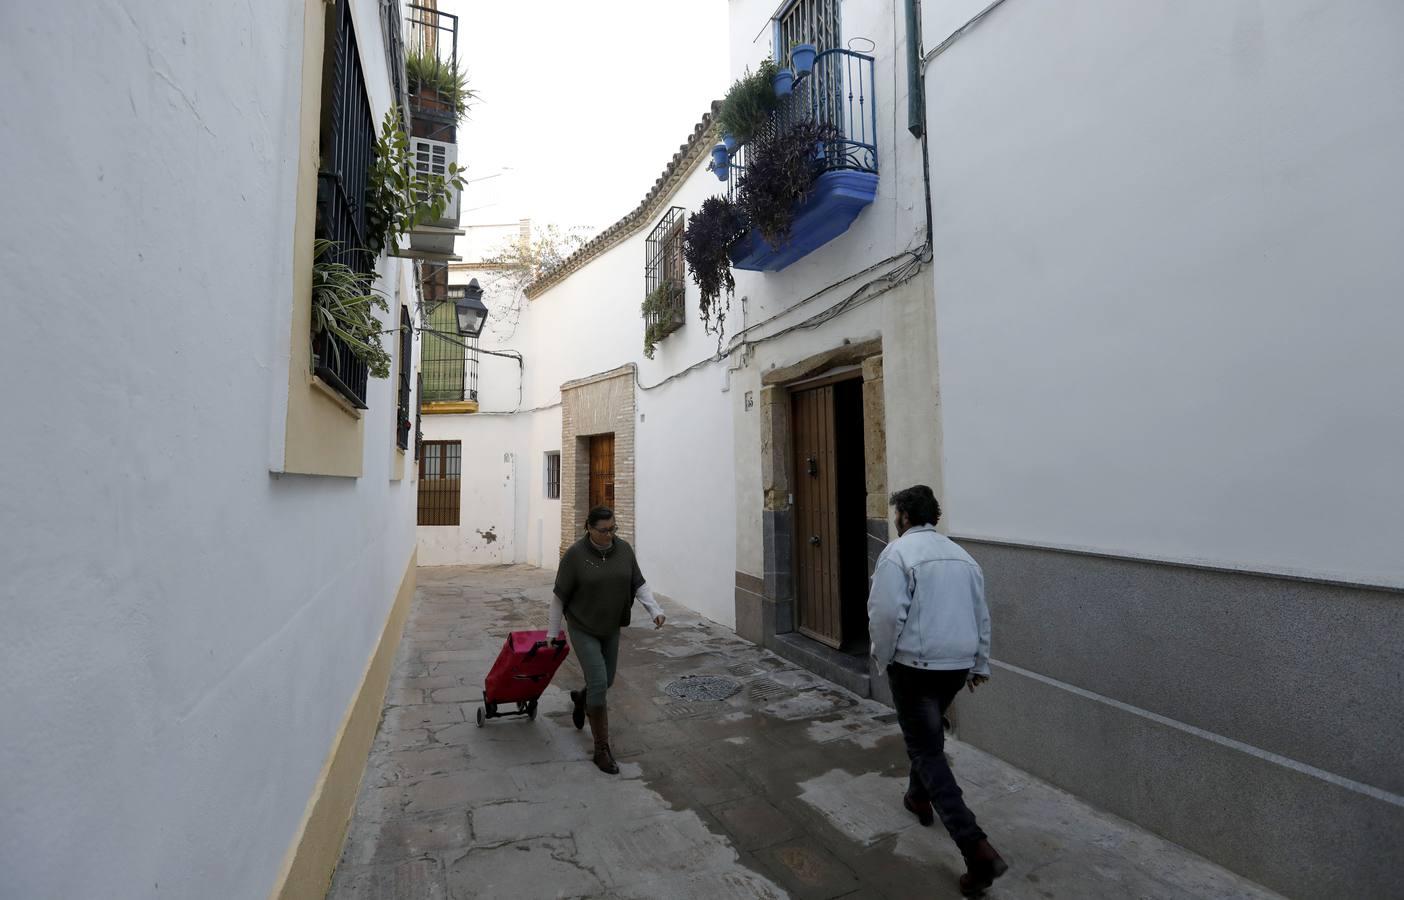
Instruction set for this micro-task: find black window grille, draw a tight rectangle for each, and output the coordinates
[644,207,686,340]
[417,440,461,525]
[778,0,840,57]
[414,372,423,460]
[314,0,377,408]
[396,307,412,450]
[545,452,561,500]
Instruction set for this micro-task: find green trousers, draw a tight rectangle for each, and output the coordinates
[567,622,620,711]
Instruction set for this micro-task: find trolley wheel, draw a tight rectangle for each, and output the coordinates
[475,706,486,728]
[527,700,539,721]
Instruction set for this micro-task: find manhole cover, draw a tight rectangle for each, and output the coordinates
[664,675,741,702]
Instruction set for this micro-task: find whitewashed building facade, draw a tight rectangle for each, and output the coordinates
[0,1,449,897]
[423,0,1403,896]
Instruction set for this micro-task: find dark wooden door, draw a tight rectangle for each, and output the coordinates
[589,434,615,510]
[792,386,842,647]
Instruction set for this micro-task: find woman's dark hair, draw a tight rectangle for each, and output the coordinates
[889,485,941,527]
[585,506,615,530]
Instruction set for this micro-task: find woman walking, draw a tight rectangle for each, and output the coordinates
[547,506,666,774]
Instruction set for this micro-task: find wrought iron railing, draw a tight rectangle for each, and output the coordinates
[724,48,877,198]
[404,3,457,68]
[404,4,459,143]
[421,299,478,404]
[314,0,376,408]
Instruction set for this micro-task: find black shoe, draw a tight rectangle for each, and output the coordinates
[903,791,934,827]
[570,689,586,730]
[959,840,1008,896]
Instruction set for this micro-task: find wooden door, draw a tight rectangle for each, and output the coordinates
[792,386,842,647]
[588,434,615,510]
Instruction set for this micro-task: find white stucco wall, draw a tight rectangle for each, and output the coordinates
[924,0,1404,587]
[0,2,419,898]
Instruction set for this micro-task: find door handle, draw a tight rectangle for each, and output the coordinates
[807,456,818,477]
[809,535,821,546]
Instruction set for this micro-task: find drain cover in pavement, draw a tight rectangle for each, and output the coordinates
[664,675,741,702]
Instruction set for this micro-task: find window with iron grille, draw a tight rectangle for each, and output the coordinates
[417,440,461,525]
[396,307,412,450]
[778,0,840,58]
[545,452,561,500]
[314,0,377,408]
[644,207,686,342]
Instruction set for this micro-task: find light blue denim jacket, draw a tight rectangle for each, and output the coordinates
[867,525,991,675]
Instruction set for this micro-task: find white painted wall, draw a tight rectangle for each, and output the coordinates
[0,2,419,898]
[924,0,1404,587]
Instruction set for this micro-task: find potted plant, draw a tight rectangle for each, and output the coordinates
[311,239,392,378]
[641,282,686,359]
[791,43,817,75]
[716,58,781,146]
[364,110,468,256]
[406,51,479,122]
[737,120,839,249]
[683,196,749,339]
[772,66,795,97]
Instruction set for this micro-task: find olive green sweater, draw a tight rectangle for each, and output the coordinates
[553,536,646,637]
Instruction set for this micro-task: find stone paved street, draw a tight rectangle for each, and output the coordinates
[327,566,1281,900]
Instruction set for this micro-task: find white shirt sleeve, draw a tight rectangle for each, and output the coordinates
[548,594,564,640]
[636,583,664,619]
[971,566,992,677]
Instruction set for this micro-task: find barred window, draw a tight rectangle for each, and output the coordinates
[396,307,412,450]
[545,452,561,500]
[417,440,461,525]
[778,0,840,57]
[313,0,378,408]
[644,207,686,342]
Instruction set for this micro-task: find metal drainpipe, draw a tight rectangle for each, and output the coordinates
[905,0,925,138]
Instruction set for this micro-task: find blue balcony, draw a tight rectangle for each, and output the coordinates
[721,49,879,272]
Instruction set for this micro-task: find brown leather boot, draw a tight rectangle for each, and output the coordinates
[570,689,587,730]
[585,707,619,775]
[903,791,934,827]
[959,839,1008,896]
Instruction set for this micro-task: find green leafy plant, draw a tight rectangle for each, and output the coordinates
[406,51,478,121]
[365,109,467,256]
[311,239,392,378]
[683,196,749,339]
[737,119,838,249]
[716,58,780,145]
[641,281,685,359]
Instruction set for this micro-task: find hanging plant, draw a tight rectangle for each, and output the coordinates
[406,51,478,121]
[311,239,392,378]
[683,195,749,339]
[641,282,685,359]
[737,119,838,249]
[716,58,780,146]
[364,109,467,257]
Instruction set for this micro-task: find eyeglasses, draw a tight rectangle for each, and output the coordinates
[590,525,618,535]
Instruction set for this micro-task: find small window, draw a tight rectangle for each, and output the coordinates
[418,440,461,525]
[545,452,561,500]
[395,307,412,450]
[643,207,686,348]
[777,0,840,56]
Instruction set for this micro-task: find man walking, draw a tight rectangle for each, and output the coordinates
[868,486,1006,896]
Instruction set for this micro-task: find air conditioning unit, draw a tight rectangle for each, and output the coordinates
[411,137,461,228]
[401,136,464,261]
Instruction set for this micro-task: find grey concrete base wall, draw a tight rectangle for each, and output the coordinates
[954,539,1404,899]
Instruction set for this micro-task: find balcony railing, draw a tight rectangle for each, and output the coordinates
[421,295,479,408]
[721,48,880,272]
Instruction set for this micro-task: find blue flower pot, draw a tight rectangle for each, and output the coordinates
[714,162,729,182]
[791,43,816,75]
[722,133,738,151]
[772,67,794,97]
[711,143,730,169]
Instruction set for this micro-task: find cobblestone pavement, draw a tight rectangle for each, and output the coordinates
[327,565,1280,900]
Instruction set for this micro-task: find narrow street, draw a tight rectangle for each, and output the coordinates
[328,566,1279,900]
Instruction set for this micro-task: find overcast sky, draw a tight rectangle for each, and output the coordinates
[437,0,729,239]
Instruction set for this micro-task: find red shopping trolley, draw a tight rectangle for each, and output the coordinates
[476,630,570,726]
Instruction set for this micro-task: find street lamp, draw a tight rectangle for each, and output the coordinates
[448,278,488,338]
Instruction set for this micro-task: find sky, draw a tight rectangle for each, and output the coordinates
[437,0,730,243]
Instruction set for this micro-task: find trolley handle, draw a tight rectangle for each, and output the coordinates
[524,638,568,660]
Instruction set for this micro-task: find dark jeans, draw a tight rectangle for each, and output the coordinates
[887,663,986,853]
